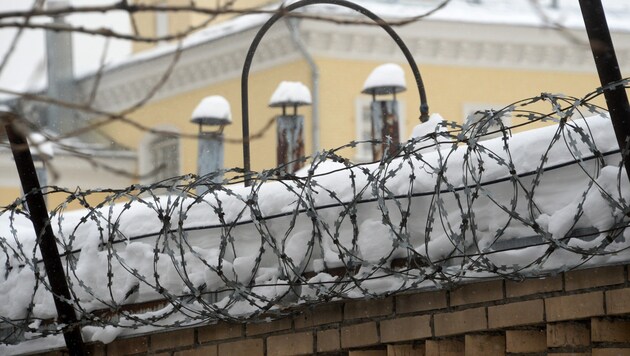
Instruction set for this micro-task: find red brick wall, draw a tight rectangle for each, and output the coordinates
[41,264,630,355]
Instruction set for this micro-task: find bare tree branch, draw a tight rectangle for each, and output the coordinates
[0,1,452,44]
[528,0,587,46]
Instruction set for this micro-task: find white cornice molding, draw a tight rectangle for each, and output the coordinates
[303,19,630,73]
[80,25,301,113]
[81,17,630,114]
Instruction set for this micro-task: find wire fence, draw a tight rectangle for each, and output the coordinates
[1,79,629,345]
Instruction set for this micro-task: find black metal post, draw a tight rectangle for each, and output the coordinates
[4,121,86,355]
[241,0,430,186]
[579,0,630,182]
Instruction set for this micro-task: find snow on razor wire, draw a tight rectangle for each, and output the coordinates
[1,78,630,347]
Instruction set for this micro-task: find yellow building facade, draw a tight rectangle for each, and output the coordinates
[2,0,630,208]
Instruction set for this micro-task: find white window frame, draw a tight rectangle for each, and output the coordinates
[139,126,181,184]
[354,97,406,162]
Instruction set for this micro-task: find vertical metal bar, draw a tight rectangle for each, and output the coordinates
[579,0,630,182]
[4,122,86,355]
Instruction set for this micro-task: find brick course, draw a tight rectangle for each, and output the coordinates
[464,334,505,356]
[387,344,425,356]
[605,287,630,315]
[396,290,448,314]
[294,303,342,329]
[150,329,193,351]
[106,336,148,355]
[450,281,503,306]
[488,299,544,328]
[217,338,263,355]
[341,322,380,348]
[505,329,546,353]
[545,291,605,321]
[247,317,292,336]
[565,265,625,291]
[591,318,630,342]
[344,297,393,320]
[434,307,487,336]
[380,315,431,342]
[505,275,563,298]
[425,338,464,356]
[267,331,313,356]
[547,322,590,347]
[86,343,106,356]
[174,345,218,356]
[317,328,340,353]
[197,322,242,343]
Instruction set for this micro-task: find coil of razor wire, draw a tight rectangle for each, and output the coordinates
[0,78,629,344]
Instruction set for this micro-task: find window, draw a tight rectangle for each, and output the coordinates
[462,103,510,141]
[150,134,179,181]
[355,98,405,161]
[140,128,180,184]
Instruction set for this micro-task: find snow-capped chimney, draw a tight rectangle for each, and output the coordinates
[191,96,232,191]
[362,63,406,161]
[269,81,311,174]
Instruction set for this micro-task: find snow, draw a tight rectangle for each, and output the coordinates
[1,113,629,352]
[84,325,123,344]
[191,95,232,125]
[410,113,446,141]
[268,81,312,108]
[320,0,630,32]
[362,63,406,95]
[27,133,54,160]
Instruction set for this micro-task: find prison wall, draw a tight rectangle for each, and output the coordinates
[40,263,630,356]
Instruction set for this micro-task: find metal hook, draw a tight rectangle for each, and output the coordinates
[241,0,430,186]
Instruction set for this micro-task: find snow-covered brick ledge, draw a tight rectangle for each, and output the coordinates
[1,110,629,348]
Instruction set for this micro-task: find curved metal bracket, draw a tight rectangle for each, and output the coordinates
[241,0,430,186]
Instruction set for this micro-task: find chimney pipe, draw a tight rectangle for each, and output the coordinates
[45,0,75,134]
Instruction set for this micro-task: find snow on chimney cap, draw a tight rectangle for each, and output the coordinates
[362,63,407,96]
[269,81,312,108]
[191,95,232,126]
